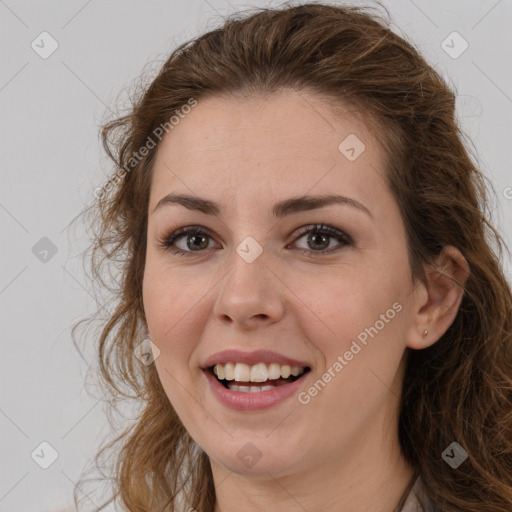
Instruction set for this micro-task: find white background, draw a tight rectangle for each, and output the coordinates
[1,1,511,511]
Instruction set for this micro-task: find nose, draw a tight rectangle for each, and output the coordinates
[212,247,285,331]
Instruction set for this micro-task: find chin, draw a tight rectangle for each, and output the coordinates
[205,435,307,478]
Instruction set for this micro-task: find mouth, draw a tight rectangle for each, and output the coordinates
[206,362,312,393]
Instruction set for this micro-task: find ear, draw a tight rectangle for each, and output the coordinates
[406,245,470,350]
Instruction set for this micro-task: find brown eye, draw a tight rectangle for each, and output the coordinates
[159,226,218,256]
[291,224,353,256]
[305,232,330,250]
[158,223,352,258]
[182,232,209,250]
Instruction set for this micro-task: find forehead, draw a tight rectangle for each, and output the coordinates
[149,89,388,213]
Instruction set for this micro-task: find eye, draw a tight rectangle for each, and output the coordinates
[289,224,353,256]
[158,225,218,256]
[158,223,353,257]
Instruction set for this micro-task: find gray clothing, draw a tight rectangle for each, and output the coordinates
[401,476,439,512]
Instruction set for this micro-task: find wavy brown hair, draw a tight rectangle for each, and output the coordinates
[71,2,512,511]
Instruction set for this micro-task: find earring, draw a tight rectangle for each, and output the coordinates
[423,329,428,337]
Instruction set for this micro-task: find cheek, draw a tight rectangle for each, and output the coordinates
[142,264,192,358]
[305,276,407,414]
[143,258,204,328]
[142,267,207,410]
[304,268,399,347]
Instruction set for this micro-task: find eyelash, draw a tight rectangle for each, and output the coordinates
[157,224,353,258]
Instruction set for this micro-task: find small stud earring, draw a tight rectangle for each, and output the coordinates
[423,329,429,337]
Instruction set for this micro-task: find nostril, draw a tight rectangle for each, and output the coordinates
[255,314,268,319]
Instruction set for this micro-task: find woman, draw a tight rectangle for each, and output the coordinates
[74,3,512,511]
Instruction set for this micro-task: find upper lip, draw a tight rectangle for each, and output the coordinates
[201,349,311,369]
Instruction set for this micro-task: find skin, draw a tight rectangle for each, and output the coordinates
[142,88,470,512]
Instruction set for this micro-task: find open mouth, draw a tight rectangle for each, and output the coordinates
[207,363,311,393]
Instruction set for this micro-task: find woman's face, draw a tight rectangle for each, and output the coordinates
[142,89,426,479]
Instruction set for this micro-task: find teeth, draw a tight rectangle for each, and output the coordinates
[250,363,268,382]
[216,364,225,380]
[268,362,281,380]
[224,362,235,381]
[290,366,302,376]
[228,384,277,392]
[234,363,251,382]
[280,365,291,378]
[212,362,307,383]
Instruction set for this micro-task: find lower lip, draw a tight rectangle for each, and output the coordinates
[202,369,308,411]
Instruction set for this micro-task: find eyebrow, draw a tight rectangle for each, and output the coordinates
[152,192,372,219]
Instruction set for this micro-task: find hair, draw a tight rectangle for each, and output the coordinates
[71,2,512,511]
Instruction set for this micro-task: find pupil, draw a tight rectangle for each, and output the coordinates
[309,233,328,250]
[189,234,208,250]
